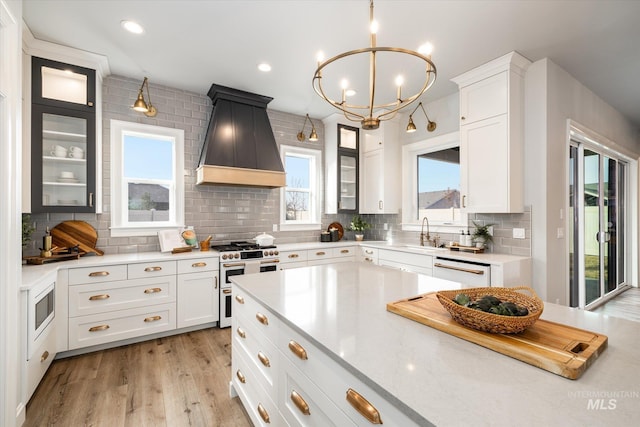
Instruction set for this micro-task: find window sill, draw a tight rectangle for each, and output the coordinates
[401,223,467,233]
[279,223,322,232]
[110,224,185,237]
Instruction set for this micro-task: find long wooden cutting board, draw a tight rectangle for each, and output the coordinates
[387,292,607,379]
[51,220,103,256]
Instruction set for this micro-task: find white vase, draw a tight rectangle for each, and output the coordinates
[355,234,364,241]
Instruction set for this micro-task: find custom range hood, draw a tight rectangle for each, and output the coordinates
[196,84,285,187]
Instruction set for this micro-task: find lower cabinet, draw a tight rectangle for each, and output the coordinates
[25,322,57,402]
[176,258,219,328]
[281,246,356,269]
[231,285,421,426]
[378,249,433,276]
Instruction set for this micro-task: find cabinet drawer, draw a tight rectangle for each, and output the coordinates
[307,248,331,261]
[378,249,433,269]
[332,246,356,258]
[68,276,176,317]
[68,303,176,350]
[26,323,57,402]
[68,264,127,285]
[280,354,356,427]
[128,260,176,279]
[280,250,308,263]
[360,246,379,264]
[233,286,279,344]
[177,257,218,274]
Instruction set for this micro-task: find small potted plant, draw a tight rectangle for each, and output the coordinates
[348,214,370,241]
[22,214,35,250]
[472,220,494,248]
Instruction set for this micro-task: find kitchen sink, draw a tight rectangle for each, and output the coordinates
[398,244,448,252]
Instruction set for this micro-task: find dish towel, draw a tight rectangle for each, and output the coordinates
[244,260,261,275]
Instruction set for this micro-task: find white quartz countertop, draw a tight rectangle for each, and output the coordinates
[231,263,639,427]
[21,250,219,291]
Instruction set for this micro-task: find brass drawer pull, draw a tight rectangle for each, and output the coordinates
[235,295,245,304]
[288,254,299,259]
[257,403,270,423]
[144,287,162,294]
[223,289,232,294]
[236,369,246,384]
[89,294,110,301]
[88,271,109,277]
[192,262,207,268]
[346,388,382,424]
[291,390,310,415]
[365,257,373,262]
[365,249,374,255]
[341,249,350,254]
[41,351,50,363]
[144,266,162,272]
[89,324,110,332]
[236,327,246,339]
[288,340,308,360]
[144,315,162,323]
[256,312,268,325]
[316,251,326,256]
[257,351,270,367]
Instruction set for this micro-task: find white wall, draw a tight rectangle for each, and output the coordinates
[525,58,639,305]
[0,1,24,426]
[402,93,459,145]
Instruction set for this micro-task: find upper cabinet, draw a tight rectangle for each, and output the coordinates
[337,124,359,213]
[30,57,97,213]
[452,51,531,213]
[360,119,401,214]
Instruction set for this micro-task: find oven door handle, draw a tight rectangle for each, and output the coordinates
[433,262,485,275]
[223,262,246,268]
[261,259,279,264]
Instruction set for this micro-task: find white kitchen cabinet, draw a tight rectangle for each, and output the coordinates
[378,248,433,276]
[25,322,56,402]
[359,120,401,214]
[452,51,531,213]
[358,246,379,264]
[176,258,219,328]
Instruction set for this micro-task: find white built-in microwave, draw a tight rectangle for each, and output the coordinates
[28,279,55,358]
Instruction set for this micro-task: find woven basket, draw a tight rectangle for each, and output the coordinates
[436,286,544,334]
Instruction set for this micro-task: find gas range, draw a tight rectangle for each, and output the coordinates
[210,241,279,261]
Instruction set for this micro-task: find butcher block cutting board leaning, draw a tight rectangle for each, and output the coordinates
[51,220,103,255]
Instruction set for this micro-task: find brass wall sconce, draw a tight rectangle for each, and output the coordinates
[297,114,319,142]
[132,77,158,117]
[406,102,436,133]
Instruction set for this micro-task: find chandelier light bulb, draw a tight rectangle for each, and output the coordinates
[419,42,434,57]
[370,20,379,34]
[395,75,404,87]
[316,51,325,63]
[340,79,349,90]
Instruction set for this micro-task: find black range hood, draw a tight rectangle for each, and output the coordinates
[196,84,285,187]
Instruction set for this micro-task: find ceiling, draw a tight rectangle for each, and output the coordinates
[23,0,640,129]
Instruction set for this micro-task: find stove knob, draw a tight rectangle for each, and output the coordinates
[234,253,240,259]
[269,251,274,256]
[264,251,268,257]
[222,254,228,260]
[274,250,279,255]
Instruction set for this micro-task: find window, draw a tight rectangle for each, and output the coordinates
[280,145,322,230]
[402,131,465,231]
[110,120,184,236]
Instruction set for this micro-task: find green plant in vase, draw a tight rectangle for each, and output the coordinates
[348,215,370,241]
[472,221,494,248]
[22,214,35,248]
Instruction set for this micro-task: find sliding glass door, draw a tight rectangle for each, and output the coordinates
[569,135,628,308]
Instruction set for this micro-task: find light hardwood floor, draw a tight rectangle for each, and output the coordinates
[24,327,251,427]
[591,286,640,322]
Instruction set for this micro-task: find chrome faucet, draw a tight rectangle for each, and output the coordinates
[420,216,431,246]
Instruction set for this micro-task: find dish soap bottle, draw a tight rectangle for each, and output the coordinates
[459,230,465,245]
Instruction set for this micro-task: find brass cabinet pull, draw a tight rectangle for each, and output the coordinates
[288,254,299,259]
[236,327,246,339]
[88,271,109,277]
[236,369,246,384]
[235,295,245,304]
[346,388,382,424]
[144,315,162,322]
[461,116,466,120]
[144,287,162,294]
[89,324,110,332]
[316,251,326,256]
[365,257,373,262]
[341,249,350,254]
[257,351,270,367]
[214,276,218,289]
[192,262,207,268]
[290,390,310,415]
[144,266,162,272]
[40,350,50,363]
[89,192,94,207]
[257,403,270,423]
[379,200,383,210]
[256,312,268,325]
[223,289,232,294]
[365,249,374,255]
[288,340,308,360]
[89,294,110,301]
[433,262,485,275]
[462,194,466,208]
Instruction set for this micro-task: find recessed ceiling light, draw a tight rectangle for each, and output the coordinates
[121,20,144,34]
[258,63,272,72]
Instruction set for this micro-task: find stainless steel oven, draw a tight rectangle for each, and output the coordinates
[213,242,279,328]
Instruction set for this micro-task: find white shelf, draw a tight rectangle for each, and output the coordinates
[42,156,86,163]
[43,129,86,143]
[43,181,87,187]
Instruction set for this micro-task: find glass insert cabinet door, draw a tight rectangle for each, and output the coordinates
[32,56,96,111]
[337,124,359,213]
[31,105,96,213]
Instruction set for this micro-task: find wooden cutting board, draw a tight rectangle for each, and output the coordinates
[51,220,103,256]
[387,292,608,379]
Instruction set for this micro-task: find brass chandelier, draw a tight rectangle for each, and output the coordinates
[312,0,437,130]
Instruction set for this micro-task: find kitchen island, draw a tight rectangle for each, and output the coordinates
[230,263,639,426]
